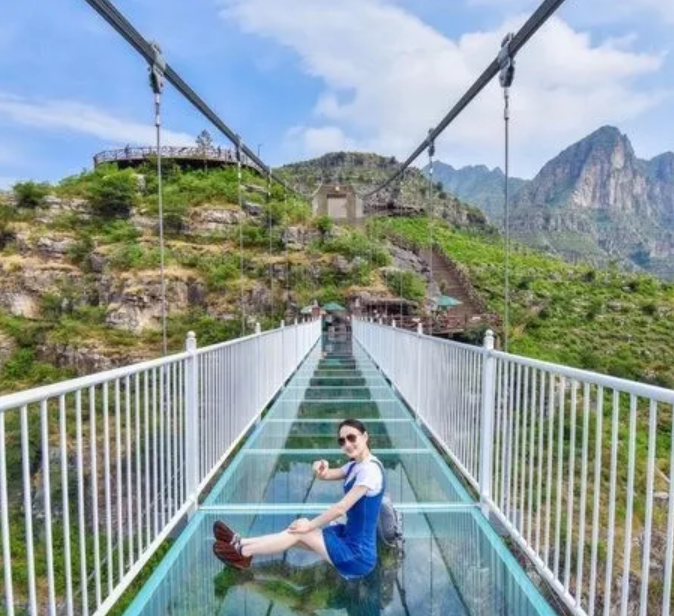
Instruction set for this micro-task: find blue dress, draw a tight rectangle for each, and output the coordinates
[322,458,385,579]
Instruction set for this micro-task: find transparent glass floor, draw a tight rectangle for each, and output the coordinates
[125,335,556,615]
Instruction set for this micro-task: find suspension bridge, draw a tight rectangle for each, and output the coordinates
[1,0,674,615]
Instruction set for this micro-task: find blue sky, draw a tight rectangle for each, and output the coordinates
[0,0,672,188]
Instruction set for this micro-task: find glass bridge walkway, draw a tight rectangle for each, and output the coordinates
[125,335,557,615]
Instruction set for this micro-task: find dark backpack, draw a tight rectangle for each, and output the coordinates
[372,460,404,549]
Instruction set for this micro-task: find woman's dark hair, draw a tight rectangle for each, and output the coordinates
[338,418,367,434]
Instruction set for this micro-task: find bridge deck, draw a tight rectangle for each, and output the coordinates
[124,337,556,615]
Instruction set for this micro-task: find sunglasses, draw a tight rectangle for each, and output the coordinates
[337,433,359,447]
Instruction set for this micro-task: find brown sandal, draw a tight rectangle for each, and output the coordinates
[212,540,253,570]
[213,520,236,544]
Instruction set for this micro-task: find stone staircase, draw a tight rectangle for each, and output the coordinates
[386,235,497,335]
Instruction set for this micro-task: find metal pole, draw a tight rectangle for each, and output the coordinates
[479,329,496,517]
[184,331,199,515]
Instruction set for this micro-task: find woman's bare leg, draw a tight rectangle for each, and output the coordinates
[239,529,331,562]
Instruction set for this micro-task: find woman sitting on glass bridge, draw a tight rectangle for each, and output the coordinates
[212,418,386,580]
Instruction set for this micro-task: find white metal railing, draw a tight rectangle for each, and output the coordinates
[0,319,320,616]
[354,319,674,616]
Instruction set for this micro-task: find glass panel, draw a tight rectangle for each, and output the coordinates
[250,420,424,450]
[292,375,388,387]
[126,511,556,616]
[267,399,411,420]
[280,386,398,402]
[208,451,468,506]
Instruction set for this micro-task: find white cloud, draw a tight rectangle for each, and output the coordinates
[0,93,195,147]
[219,0,668,176]
[286,125,356,156]
[469,0,674,25]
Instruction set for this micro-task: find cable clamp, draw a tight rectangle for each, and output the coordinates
[148,41,166,95]
[498,33,516,89]
[427,128,436,158]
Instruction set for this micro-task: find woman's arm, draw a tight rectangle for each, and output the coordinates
[288,484,368,533]
[312,459,347,481]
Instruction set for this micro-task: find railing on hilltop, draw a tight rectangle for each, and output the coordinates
[0,319,320,616]
[93,146,263,173]
[354,319,674,616]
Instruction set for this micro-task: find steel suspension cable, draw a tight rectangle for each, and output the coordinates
[237,138,245,335]
[82,0,299,195]
[149,43,168,356]
[364,0,570,198]
[398,177,403,323]
[499,33,516,353]
[268,169,274,324]
[427,134,435,336]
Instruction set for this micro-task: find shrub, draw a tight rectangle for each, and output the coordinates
[384,270,425,302]
[109,244,162,269]
[203,256,240,291]
[68,234,95,269]
[316,216,333,237]
[13,181,50,208]
[88,169,138,218]
[99,220,141,243]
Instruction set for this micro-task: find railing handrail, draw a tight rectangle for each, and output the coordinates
[362,318,674,405]
[0,319,321,616]
[0,323,304,413]
[353,318,674,616]
[490,348,674,405]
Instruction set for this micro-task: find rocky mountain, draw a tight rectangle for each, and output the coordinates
[509,126,674,278]
[433,127,674,279]
[279,152,491,231]
[423,162,527,222]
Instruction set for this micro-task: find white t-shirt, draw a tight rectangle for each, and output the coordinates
[341,455,383,497]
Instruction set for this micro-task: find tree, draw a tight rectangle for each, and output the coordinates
[196,129,214,170]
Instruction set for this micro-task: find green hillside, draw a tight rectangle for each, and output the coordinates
[376,217,674,388]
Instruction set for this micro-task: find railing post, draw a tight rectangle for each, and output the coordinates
[254,323,261,418]
[185,331,199,516]
[416,322,423,422]
[479,329,496,518]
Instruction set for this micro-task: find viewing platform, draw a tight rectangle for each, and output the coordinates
[93,145,263,173]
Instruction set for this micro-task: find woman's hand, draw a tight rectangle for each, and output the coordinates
[288,518,314,534]
[312,459,329,479]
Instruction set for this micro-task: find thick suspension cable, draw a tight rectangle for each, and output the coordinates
[82,0,300,195]
[149,42,168,356]
[427,133,435,336]
[365,0,569,198]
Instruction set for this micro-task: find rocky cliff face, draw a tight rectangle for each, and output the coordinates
[435,127,674,278]
[424,163,526,222]
[509,126,674,277]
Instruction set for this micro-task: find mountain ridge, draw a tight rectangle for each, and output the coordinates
[433,126,674,279]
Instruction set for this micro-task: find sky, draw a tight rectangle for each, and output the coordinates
[0,0,672,188]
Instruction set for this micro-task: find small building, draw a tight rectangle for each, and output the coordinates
[312,183,363,223]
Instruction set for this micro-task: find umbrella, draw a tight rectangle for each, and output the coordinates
[434,295,462,309]
[323,302,346,312]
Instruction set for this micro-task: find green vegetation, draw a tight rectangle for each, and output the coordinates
[384,269,426,302]
[13,180,51,208]
[2,151,674,614]
[378,217,674,388]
